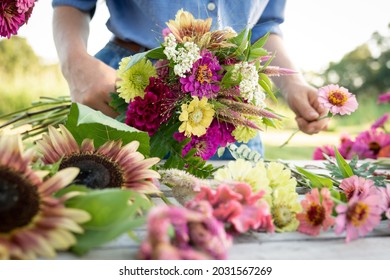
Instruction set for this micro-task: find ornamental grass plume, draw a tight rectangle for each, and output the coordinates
[297,188,335,236]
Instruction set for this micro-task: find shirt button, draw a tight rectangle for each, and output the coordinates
[207,2,216,11]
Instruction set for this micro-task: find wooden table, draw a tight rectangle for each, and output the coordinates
[55,160,390,260]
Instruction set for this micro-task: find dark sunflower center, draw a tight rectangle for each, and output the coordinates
[0,167,40,233]
[60,154,123,189]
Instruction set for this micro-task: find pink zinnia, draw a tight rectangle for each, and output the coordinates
[351,128,390,159]
[335,191,383,242]
[377,92,390,104]
[297,188,335,236]
[0,0,26,38]
[180,49,222,98]
[339,175,378,201]
[338,133,355,159]
[191,182,274,233]
[16,0,35,14]
[312,145,335,160]
[138,205,232,260]
[125,77,174,136]
[379,184,390,227]
[317,84,358,115]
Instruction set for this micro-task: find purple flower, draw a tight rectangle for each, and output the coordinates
[378,92,390,104]
[371,113,389,129]
[351,128,390,159]
[1,1,26,38]
[180,49,222,98]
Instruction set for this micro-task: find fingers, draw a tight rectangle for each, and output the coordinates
[296,116,329,135]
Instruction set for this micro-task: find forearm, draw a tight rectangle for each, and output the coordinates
[52,6,91,76]
[264,34,307,97]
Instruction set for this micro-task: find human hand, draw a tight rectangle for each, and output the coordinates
[284,80,329,135]
[63,54,118,117]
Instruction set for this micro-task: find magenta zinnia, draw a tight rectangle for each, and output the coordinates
[312,145,335,160]
[335,191,383,242]
[318,84,358,115]
[180,49,222,98]
[297,188,335,236]
[36,125,160,194]
[0,134,90,260]
[377,92,390,104]
[0,0,25,38]
[138,204,232,260]
[351,128,390,159]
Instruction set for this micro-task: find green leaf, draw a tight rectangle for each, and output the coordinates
[251,32,270,49]
[248,48,269,61]
[146,47,166,60]
[124,51,148,71]
[334,147,354,178]
[295,166,333,189]
[258,74,277,102]
[64,189,152,255]
[65,103,150,156]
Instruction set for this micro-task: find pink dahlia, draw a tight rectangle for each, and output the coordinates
[339,175,378,201]
[0,1,26,38]
[335,191,383,242]
[351,128,390,159]
[297,188,335,236]
[16,0,35,14]
[125,77,175,136]
[377,92,390,104]
[180,49,222,98]
[191,182,274,233]
[312,145,335,160]
[138,205,232,260]
[318,84,358,115]
[371,113,389,130]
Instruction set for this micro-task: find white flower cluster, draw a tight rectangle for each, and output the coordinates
[163,34,201,77]
[234,62,266,107]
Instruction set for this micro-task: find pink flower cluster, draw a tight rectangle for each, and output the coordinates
[0,0,36,39]
[313,113,390,160]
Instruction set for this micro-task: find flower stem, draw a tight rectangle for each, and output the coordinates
[279,129,300,148]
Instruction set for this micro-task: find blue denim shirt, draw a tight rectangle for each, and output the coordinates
[52,0,286,49]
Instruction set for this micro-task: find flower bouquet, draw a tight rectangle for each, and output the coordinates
[111,9,292,173]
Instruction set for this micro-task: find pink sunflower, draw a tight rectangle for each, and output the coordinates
[36,125,161,194]
[318,84,358,115]
[0,134,90,259]
[335,191,383,242]
[297,188,335,236]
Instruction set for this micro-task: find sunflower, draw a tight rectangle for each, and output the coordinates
[0,134,90,260]
[36,125,161,194]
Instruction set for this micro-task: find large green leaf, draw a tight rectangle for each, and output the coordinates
[62,187,152,255]
[65,103,150,156]
[295,166,333,189]
[334,147,354,178]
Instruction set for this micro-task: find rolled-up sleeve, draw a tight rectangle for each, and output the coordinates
[252,0,286,40]
[52,0,97,16]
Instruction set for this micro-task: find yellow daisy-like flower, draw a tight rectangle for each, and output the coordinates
[266,162,297,191]
[178,96,215,137]
[271,187,302,232]
[214,159,271,196]
[36,125,161,194]
[232,115,262,143]
[0,134,90,260]
[116,57,157,103]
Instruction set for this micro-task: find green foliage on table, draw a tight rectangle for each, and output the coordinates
[65,103,150,156]
[295,166,333,189]
[57,186,152,256]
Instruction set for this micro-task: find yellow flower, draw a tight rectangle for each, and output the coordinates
[266,162,297,191]
[214,159,271,195]
[271,187,302,232]
[116,57,156,103]
[178,96,215,137]
[232,115,262,143]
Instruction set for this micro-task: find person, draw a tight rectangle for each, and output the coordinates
[52,0,329,159]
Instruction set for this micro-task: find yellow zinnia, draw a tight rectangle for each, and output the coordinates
[231,115,262,143]
[116,57,156,103]
[271,187,302,232]
[266,162,297,191]
[178,96,215,137]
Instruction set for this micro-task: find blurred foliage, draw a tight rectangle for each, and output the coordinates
[309,23,390,97]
